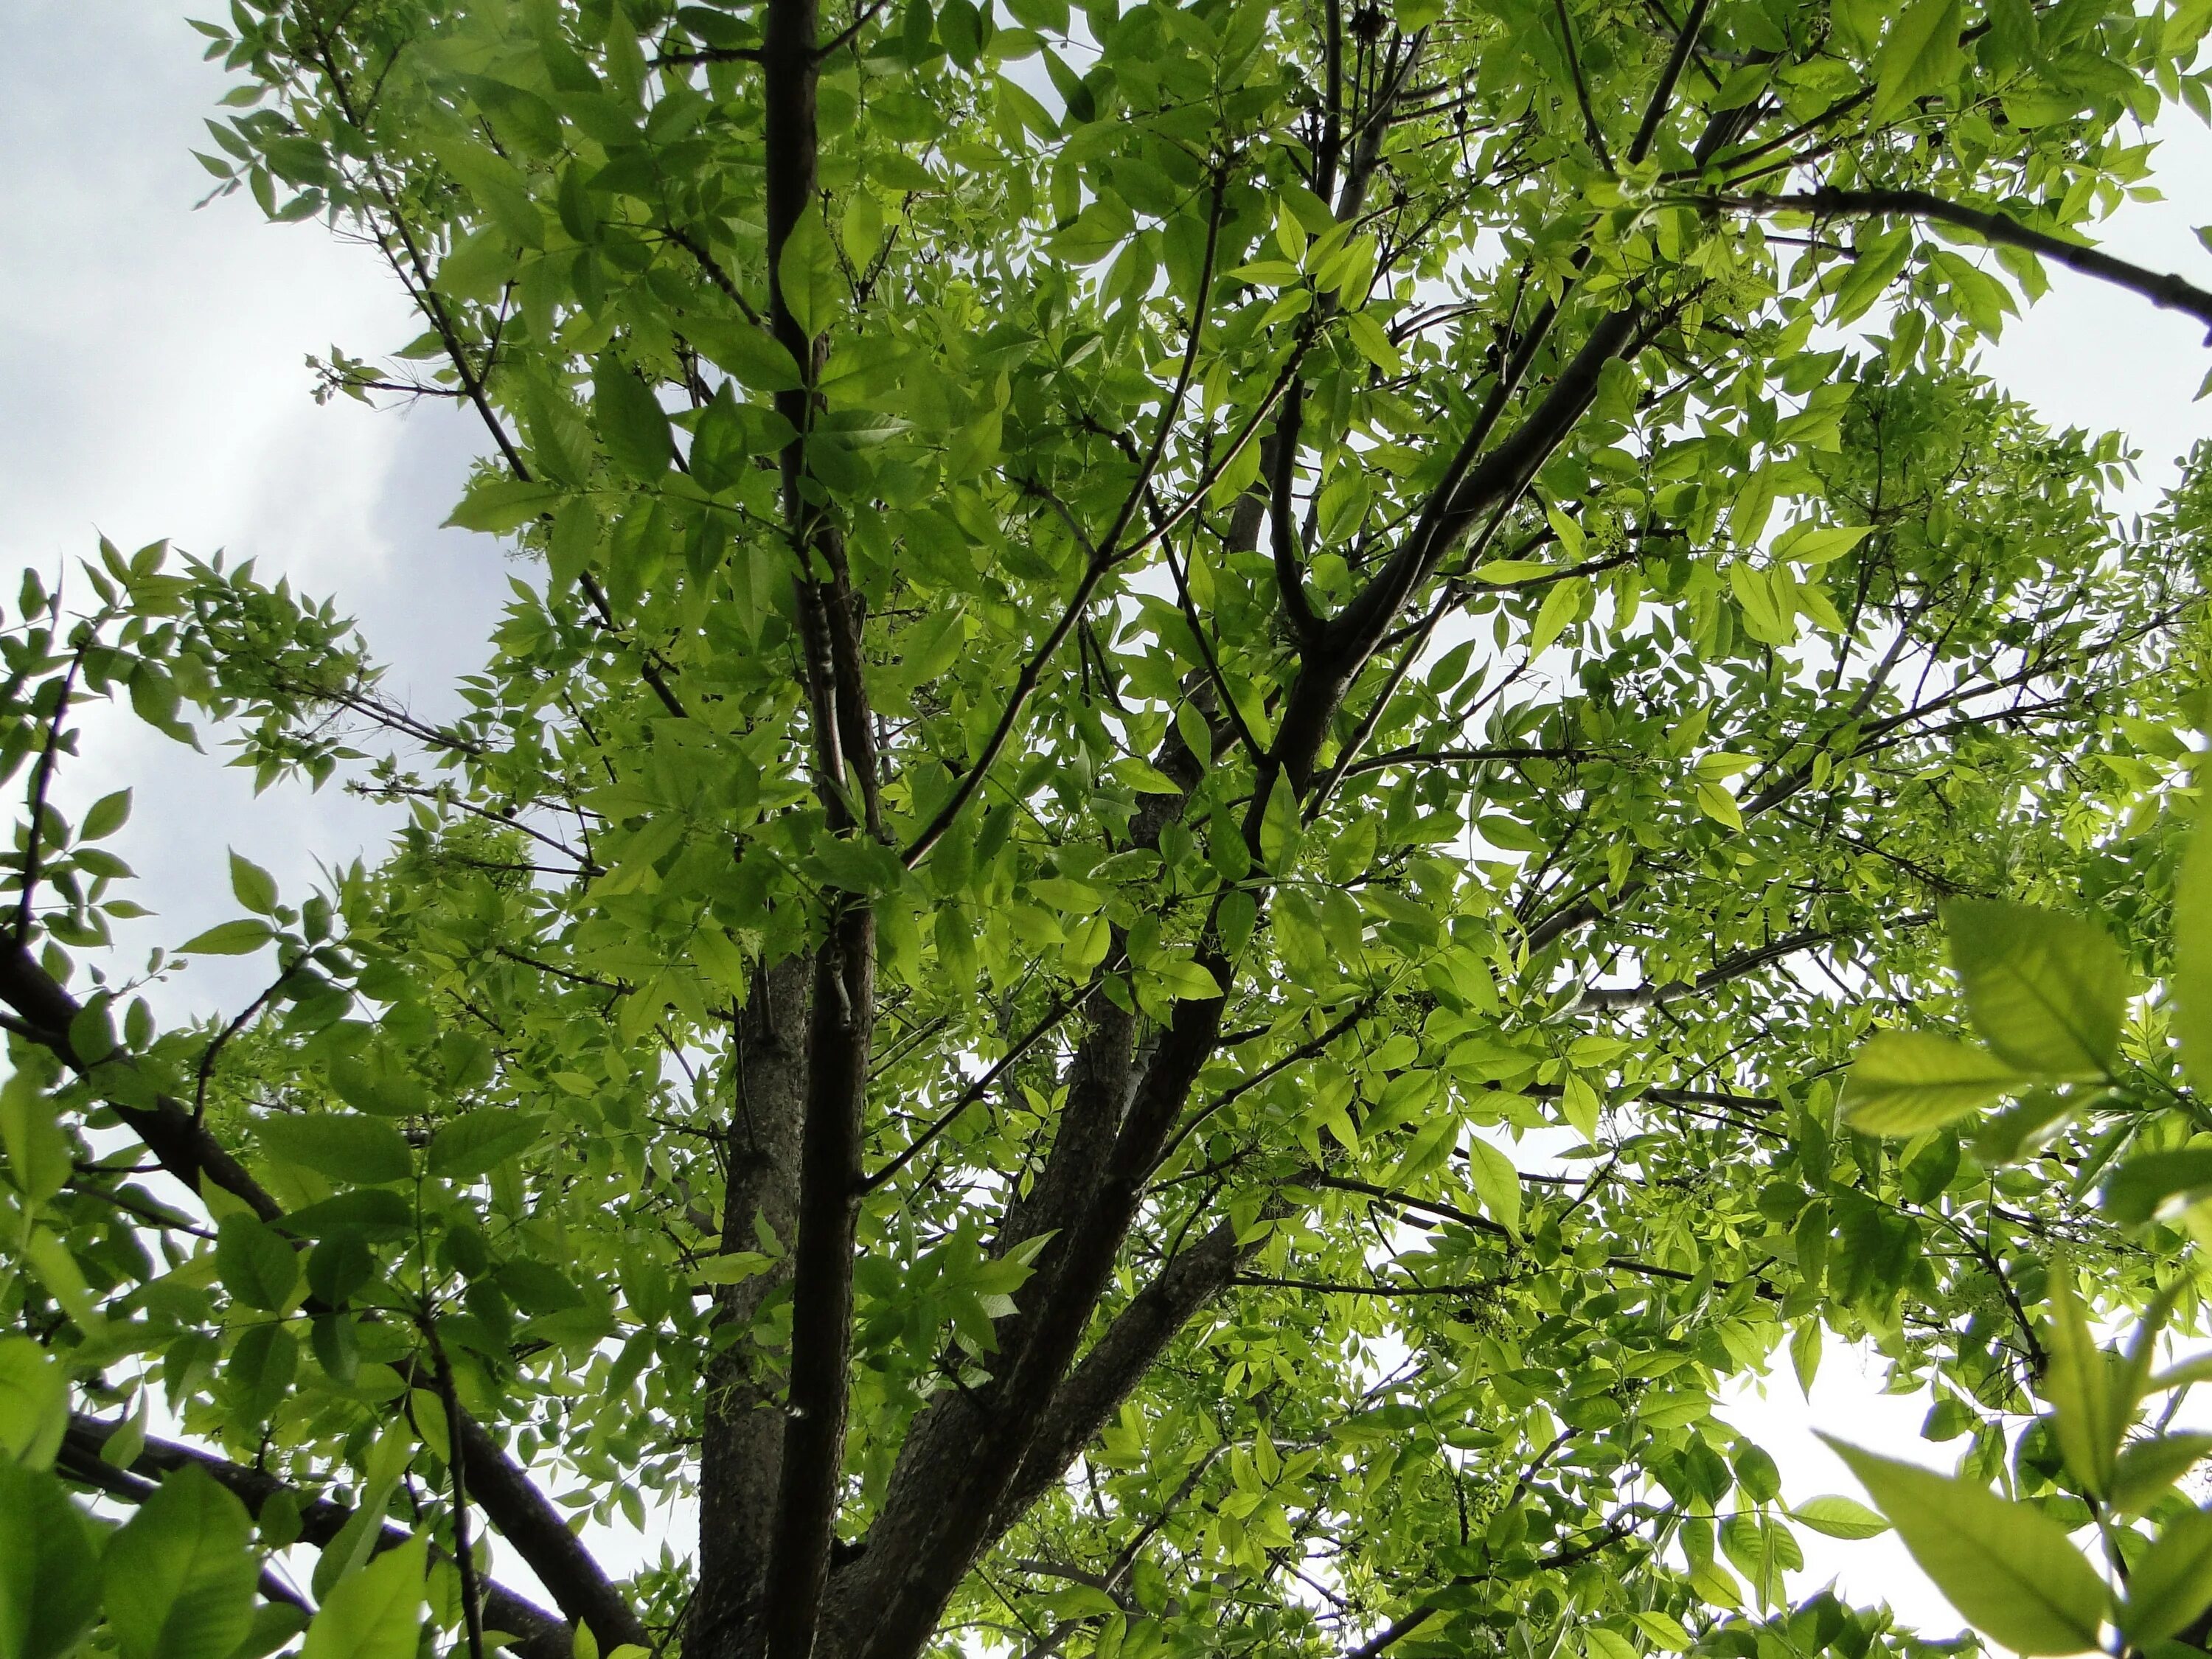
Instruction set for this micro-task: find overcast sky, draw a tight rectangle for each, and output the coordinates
[4,1,2209,1638]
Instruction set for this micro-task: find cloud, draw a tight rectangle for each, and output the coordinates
[0,4,510,1017]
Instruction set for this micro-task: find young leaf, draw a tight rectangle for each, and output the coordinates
[310,1434,411,1601]
[2043,1276,2122,1497]
[1259,774,1303,876]
[0,1339,67,1470]
[1628,1613,1691,1652]
[300,1535,427,1659]
[776,212,843,341]
[0,1075,71,1206]
[1465,1138,1522,1239]
[256,1113,412,1187]
[427,1110,550,1181]
[2112,1435,2212,1512]
[1791,1495,1890,1539]
[2174,826,2212,1090]
[0,1459,99,1659]
[102,1465,260,1659]
[1943,900,2129,1077]
[2103,1150,2212,1225]
[1529,577,1586,657]
[1823,1437,2109,1654]
[80,789,132,841]
[178,919,274,956]
[1873,0,1966,119]
[216,1214,299,1312]
[1840,1032,2025,1134]
[229,852,277,916]
[683,315,804,392]
[592,358,674,479]
[2123,1506,2212,1646]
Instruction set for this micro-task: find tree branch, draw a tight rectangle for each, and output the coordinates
[1705,187,2212,335]
[860,994,1076,1193]
[13,638,84,944]
[57,1414,570,1659]
[0,939,647,1654]
[1629,0,1708,164]
[756,0,881,1647]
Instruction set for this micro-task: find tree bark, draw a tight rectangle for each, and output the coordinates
[692,953,813,1659]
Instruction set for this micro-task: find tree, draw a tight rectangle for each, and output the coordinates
[4,0,2212,1657]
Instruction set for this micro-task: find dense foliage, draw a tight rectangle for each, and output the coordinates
[6,0,2212,1658]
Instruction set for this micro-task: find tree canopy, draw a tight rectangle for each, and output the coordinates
[6,1,2212,1659]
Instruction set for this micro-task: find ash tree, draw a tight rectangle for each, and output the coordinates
[4,1,2212,1658]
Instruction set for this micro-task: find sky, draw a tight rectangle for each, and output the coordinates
[3,0,2211,1644]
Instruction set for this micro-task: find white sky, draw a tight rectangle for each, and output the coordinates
[4,1,2211,1644]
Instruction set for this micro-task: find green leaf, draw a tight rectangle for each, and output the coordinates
[1342,310,1402,374]
[0,1459,99,1659]
[683,315,805,392]
[1772,523,1873,566]
[593,358,674,479]
[1943,900,2129,1077]
[2112,1435,2212,1512]
[1973,1085,2081,1164]
[1465,1137,1522,1239]
[226,852,276,915]
[233,1605,309,1659]
[215,1214,299,1311]
[776,212,843,341]
[177,919,274,956]
[2172,826,2212,1091]
[1729,562,1797,647]
[1873,0,1966,120]
[1529,577,1586,657]
[301,1536,426,1659]
[310,1435,411,1601]
[2044,1275,2123,1496]
[1627,1613,1691,1652]
[1150,955,1224,1002]
[279,1191,412,1240]
[427,1110,549,1181]
[0,1338,68,1470]
[938,0,982,65]
[1824,1437,2108,1654]
[80,790,132,841]
[0,1074,71,1206]
[326,1054,429,1119]
[257,1113,413,1187]
[1259,773,1303,877]
[1694,779,1744,831]
[428,138,543,248]
[2103,1150,2212,1225]
[2124,1506,2212,1645]
[1791,1495,1890,1539]
[445,479,565,535]
[103,1465,260,1659]
[842,192,885,265]
[1832,229,1914,324]
[1003,0,1071,29]
[101,1394,149,1471]
[1840,1032,2025,1134]
[549,496,599,587]
[226,1324,298,1423]
[689,1251,773,1287]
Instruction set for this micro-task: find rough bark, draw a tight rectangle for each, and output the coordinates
[691,952,813,1659]
[987,1216,1244,1535]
